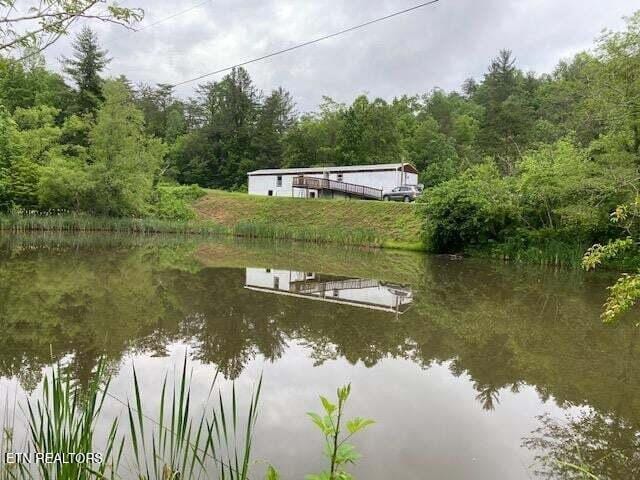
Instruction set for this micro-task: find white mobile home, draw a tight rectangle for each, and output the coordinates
[247,163,418,200]
[244,268,414,314]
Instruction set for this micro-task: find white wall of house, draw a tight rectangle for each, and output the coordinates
[247,168,418,197]
[248,174,313,197]
[244,268,414,312]
[245,268,315,290]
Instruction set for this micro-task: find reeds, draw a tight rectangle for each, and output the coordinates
[487,239,589,268]
[2,357,262,480]
[24,360,123,480]
[125,357,262,480]
[0,213,225,235]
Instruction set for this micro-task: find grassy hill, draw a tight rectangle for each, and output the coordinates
[194,190,425,249]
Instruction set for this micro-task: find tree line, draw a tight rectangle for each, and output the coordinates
[0,14,638,260]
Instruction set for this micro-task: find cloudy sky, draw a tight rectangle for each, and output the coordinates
[44,0,634,112]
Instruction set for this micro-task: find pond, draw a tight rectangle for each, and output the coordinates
[0,234,638,479]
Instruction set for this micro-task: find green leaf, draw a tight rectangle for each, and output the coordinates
[305,472,331,480]
[320,396,336,415]
[265,465,280,480]
[307,412,326,432]
[335,443,361,465]
[346,417,375,435]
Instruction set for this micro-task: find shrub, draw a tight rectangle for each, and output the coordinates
[419,162,519,252]
[153,184,206,221]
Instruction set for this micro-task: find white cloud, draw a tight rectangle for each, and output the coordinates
[44,0,634,110]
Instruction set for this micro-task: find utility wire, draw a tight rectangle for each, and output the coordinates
[136,0,211,32]
[171,0,441,87]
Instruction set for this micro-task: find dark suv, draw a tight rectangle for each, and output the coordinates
[382,185,422,202]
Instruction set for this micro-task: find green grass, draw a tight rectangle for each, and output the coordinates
[194,189,425,249]
[482,240,590,268]
[0,189,426,251]
[0,213,224,235]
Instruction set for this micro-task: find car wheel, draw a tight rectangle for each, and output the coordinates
[403,196,411,203]
[383,196,390,201]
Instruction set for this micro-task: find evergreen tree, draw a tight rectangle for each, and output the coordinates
[253,87,296,169]
[62,27,111,116]
[196,67,260,188]
[474,50,537,173]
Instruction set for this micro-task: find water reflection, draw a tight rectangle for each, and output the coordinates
[522,410,640,479]
[244,268,414,314]
[0,235,639,479]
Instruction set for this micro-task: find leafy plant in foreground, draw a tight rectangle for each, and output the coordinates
[305,384,374,480]
[583,196,640,323]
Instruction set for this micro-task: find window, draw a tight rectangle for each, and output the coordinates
[268,190,273,196]
[337,173,343,182]
[276,175,282,187]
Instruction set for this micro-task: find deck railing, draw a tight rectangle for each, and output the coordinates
[292,176,382,200]
[292,278,381,294]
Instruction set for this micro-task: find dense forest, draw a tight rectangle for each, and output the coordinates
[0,13,638,268]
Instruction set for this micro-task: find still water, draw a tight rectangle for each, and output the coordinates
[0,234,638,479]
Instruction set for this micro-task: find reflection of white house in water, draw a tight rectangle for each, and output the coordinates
[244,268,413,314]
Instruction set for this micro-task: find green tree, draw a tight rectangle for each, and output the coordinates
[62,27,110,116]
[0,57,72,114]
[420,162,519,252]
[474,50,538,173]
[336,95,402,165]
[193,67,260,188]
[516,139,605,235]
[253,87,296,169]
[134,83,186,141]
[590,12,640,159]
[86,79,166,215]
[283,97,344,168]
[404,116,458,187]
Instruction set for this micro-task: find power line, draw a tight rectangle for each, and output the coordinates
[171,0,441,87]
[136,0,211,32]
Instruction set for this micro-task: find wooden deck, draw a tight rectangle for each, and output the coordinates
[292,176,382,200]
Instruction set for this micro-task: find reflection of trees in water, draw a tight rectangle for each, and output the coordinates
[522,411,640,479]
[2,240,640,434]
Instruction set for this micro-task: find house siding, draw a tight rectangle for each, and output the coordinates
[248,167,418,198]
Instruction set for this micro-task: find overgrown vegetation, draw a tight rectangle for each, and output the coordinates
[0,357,372,480]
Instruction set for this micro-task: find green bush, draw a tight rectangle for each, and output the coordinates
[419,162,519,252]
[152,184,206,221]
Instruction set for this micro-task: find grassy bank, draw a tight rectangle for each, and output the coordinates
[0,190,426,251]
[0,212,224,235]
[194,189,425,249]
